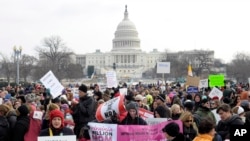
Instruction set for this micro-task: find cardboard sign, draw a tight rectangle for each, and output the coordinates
[199,79,208,88]
[38,135,76,141]
[209,74,225,87]
[157,62,170,73]
[209,87,223,100]
[40,70,64,98]
[186,76,200,87]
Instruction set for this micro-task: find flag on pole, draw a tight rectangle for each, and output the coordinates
[188,64,193,76]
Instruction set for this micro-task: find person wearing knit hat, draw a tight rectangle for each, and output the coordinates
[120,102,147,125]
[155,94,171,118]
[162,122,188,141]
[39,109,74,136]
[72,83,96,140]
[12,105,30,141]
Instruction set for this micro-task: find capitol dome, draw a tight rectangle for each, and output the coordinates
[112,5,141,51]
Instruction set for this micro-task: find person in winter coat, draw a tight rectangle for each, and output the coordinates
[154,106,168,118]
[12,105,30,141]
[216,103,244,140]
[179,111,198,140]
[71,84,96,139]
[162,122,191,141]
[120,102,147,125]
[39,109,74,136]
[193,117,216,141]
[195,96,216,126]
[0,104,10,141]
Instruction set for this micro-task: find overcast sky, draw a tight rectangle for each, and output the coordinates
[1,0,250,63]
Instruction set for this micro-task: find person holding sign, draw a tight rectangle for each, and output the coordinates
[39,109,74,136]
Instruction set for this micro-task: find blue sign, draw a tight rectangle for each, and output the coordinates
[187,86,199,93]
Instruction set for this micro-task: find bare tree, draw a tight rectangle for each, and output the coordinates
[0,54,15,84]
[226,52,250,82]
[19,54,38,82]
[35,35,73,81]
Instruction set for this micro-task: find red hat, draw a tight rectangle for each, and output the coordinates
[50,109,64,128]
[212,96,219,100]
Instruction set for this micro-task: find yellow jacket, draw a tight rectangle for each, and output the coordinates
[193,134,213,141]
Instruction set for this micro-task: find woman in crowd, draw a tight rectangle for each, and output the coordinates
[41,103,60,130]
[120,102,147,125]
[39,109,74,136]
[171,104,182,120]
[179,111,198,140]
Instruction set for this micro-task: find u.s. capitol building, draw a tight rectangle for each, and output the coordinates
[76,6,165,79]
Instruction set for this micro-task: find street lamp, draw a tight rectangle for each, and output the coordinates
[13,46,22,85]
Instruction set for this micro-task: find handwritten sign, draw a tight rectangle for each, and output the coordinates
[209,87,223,100]
[106,71,118,88]
[40,70,64,98]
[199,79,208,88]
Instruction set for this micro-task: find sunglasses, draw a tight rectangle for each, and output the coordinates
[135,100,141,102]
[185,120,193,123]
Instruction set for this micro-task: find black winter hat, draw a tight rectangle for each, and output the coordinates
[184,100,194,110]
[157,94,166,102]
[162,122,180,137]
[17,105,29,116]
[79,84,88,93]
[16,95,26,103]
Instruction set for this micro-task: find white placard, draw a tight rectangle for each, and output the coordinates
[209,87,223,100]
[38,135,76,141]
[157,62,170,74]
[33,111,43,120]
[0,98,2,105]
[199,79,208,88]
[88,122,117,141]
[40,70,64,98]
[119,88,127,95]
[145,118,169,125]
[106,71,118,88]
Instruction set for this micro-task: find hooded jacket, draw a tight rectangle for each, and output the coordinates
[216,114,244,140]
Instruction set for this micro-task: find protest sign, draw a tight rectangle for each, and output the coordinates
[187,86,199,93]
[138,108,154,119]
[38,135,76,141]
[157,62,170,73]
[106,71,118,88]
[199,79,208,88]
[186,76,200,87]
[209,74,224,87]
[40,70,64,98]
[119,88,127,95]
[209,87,223,100]
[88,122,117,141]
[117,120,183,141]
[145,118,169,125]
[96,95,126,122]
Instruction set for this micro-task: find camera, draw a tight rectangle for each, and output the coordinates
[104,110,116,118]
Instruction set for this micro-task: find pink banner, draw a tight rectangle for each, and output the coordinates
[117,120,183,141]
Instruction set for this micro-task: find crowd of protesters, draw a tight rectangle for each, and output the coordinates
[0,81,249,141]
